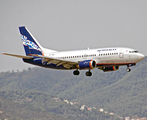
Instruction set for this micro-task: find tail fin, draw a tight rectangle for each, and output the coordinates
[19,26,44,56]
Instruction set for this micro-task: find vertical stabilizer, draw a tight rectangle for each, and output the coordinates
[19,26,44,56]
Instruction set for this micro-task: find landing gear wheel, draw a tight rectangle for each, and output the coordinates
[126,68,131,72]
[86,71,92,77]
[73,70,80,75]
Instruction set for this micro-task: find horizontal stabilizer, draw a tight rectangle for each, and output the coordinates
[2,53,34,59]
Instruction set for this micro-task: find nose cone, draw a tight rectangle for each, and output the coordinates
[138,53,145,61]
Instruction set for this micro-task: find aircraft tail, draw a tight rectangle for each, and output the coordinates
[19,26,44,56]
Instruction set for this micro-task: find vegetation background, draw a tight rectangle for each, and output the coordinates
[0,57,147,120]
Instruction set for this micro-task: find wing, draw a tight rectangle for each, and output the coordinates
[32,54,78,69]
[3,53,79,69]
[2,53,34,59]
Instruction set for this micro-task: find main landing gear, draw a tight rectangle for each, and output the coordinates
[73,70,80,75]
[73,70,92,77]
[85,70,92,77]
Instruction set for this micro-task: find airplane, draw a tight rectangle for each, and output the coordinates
[3,26,145,76]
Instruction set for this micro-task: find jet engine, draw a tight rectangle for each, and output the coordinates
[100,66,119,72]
[78,60,96,69]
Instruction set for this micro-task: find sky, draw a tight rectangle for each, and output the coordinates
[0,0,147,72]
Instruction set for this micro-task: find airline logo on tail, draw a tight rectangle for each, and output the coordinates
[21,35,42,52]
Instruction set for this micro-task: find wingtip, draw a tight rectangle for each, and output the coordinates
[2,53,6,55]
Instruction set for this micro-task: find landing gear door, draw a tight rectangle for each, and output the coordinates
[119,49,124,58]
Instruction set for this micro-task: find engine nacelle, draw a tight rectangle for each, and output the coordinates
[101,66,119,72]
[79,60,96,69]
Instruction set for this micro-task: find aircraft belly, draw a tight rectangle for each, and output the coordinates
[23,58,70,70]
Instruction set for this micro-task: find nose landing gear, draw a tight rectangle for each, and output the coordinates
[126,65,131,72]
[126,68,131,72]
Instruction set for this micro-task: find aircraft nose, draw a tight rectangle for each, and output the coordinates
[138,53,145,61]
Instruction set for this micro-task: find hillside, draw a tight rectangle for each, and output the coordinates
[0,57,147,118]
[0,90,118,120]
[75,63,147,117]
[0,92,71,120]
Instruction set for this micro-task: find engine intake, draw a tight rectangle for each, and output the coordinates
[79,60,96,69]
[101,66,119,72]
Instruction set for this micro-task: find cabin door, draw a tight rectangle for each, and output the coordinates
[119,49,124,58]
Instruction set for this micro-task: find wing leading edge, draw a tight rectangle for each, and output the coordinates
[2,53,34,59]
[3,53,78,69]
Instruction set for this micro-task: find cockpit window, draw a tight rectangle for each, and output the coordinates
[129,51,138,53]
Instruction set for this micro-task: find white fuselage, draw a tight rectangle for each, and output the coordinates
[44,47,144,68]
